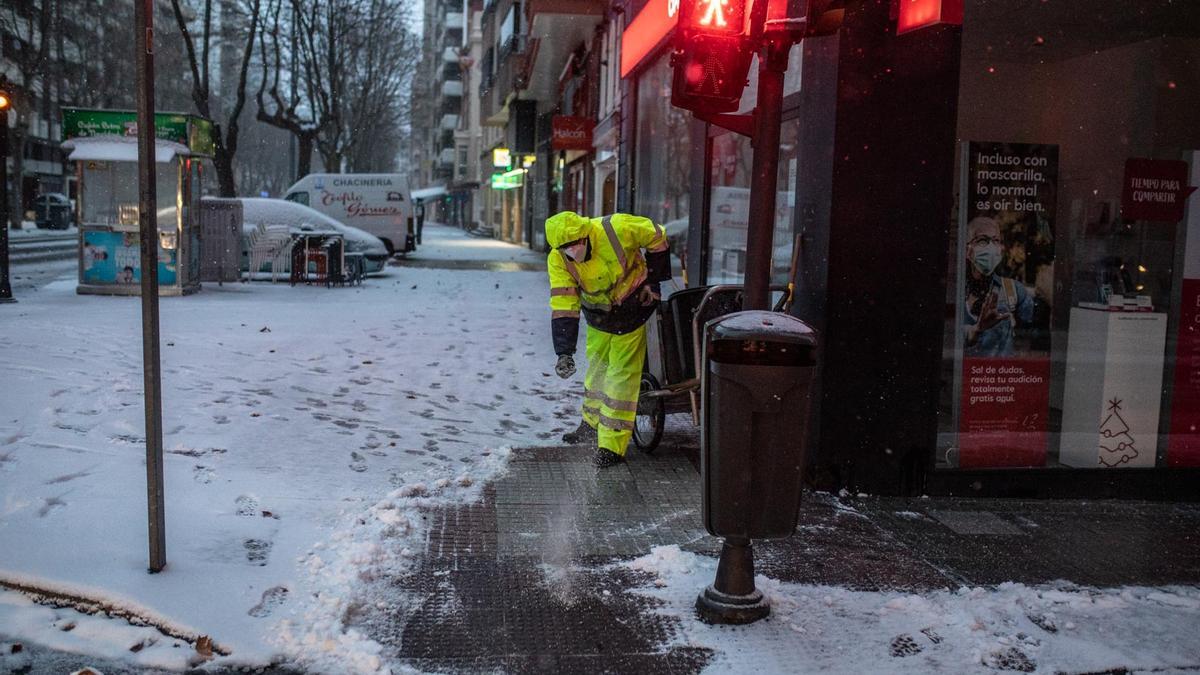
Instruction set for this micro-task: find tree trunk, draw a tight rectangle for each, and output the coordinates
[319,147,341,174]
[296,133,314,181]
[214,146,237,197]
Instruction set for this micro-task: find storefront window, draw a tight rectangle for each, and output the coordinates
[634,54,690,233]
[706,122,798,285]
[938,0,1200,470]
[81,160,178,231]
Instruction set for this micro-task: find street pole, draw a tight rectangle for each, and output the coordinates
[741,38,790,311]
[0,112,15,304]
[135,0,167,573]
[696,33,796,627]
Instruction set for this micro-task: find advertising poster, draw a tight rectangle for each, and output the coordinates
[82,230,178,286]
[956,142,1058,468]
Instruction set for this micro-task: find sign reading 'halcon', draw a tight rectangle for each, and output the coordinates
[551,116,594,151]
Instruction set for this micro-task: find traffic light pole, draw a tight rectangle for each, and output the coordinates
[742,38,790,311]
[135,0,167,573]
[0,117,15,304]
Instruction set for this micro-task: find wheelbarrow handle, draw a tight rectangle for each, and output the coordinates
[690,283,789,383]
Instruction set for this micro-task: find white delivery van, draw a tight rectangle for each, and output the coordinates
[284,173,414,256]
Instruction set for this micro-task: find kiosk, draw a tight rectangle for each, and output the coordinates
[62,108,213,296]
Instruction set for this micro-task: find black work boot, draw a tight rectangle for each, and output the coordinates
[562,421,598,445]
[593,447,626,468]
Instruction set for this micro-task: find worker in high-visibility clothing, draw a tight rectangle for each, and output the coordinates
[546,211,672,467]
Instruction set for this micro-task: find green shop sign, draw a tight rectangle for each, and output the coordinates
[491,168,524,190]
[62,108,215,157]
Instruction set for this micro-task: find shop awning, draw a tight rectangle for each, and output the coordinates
[412,185,448,201]
[62,135,192,163]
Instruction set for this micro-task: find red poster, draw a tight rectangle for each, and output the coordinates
[960,357,1050,468]
[1121,158,1197,223]
[1168,278,1200,467]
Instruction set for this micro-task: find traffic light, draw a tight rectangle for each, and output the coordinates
[670,0,756,114]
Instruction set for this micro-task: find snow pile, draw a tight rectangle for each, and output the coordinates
[0,589,196,671]
[277,449,511,674]
[621,546,1200,674]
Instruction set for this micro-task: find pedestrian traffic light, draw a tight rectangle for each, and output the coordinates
[0,91,9,110]
[670,0,756,114]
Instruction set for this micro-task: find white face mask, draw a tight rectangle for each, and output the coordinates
[971,243,1002,276]
[562,241,587,261]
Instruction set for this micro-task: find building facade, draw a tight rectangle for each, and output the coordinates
[427,0,1200,499]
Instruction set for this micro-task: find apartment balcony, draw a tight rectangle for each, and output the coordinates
[442,46,460,64]
[442,12,464,40]
[479,34,531,125]
[439,147,456,167]
[441,114,460,131]
[441,80,463,98]
[524,0,605,100]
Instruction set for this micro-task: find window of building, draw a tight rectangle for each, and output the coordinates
[937,0,1200,471]
[634,54,691,235]
[705,121,799,286]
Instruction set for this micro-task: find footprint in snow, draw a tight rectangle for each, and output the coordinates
[243,539,272,566]
[889,634,923,657]
[235,495,260,516]
[192,466,215,484]
[37,496,67,517]
[984,647,1035,672]
[349,452,368,472]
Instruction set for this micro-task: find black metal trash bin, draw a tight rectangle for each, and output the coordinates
[701,310,817,539]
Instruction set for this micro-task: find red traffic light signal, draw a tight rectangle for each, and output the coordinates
[683,0,748,34]
[671,0,755,114]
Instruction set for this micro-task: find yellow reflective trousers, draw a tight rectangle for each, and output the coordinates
[581,323,647,456]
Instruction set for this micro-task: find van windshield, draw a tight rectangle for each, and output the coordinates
[285,192,308,206]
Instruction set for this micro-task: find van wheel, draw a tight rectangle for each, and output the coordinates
[379,237,396,256]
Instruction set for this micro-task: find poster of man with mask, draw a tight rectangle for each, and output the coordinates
[955,141,1058,468]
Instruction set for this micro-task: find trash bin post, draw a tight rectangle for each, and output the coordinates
[696,536,768,624]
[696,310,817,625]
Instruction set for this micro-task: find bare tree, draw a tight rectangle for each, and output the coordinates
[254,0,327,181]
[282,0,418,174]
[57,1,192,111]
[1,0,53,227]
[340,0,419,173]
[169,0,262,196]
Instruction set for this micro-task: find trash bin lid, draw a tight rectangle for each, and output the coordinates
[709,310,817,346]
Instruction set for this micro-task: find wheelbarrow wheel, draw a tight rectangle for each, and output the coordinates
[633,372,665,453]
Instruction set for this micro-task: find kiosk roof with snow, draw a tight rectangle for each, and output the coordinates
[60,107,215,160]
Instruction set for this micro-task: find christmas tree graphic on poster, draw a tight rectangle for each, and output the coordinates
[1099,398,1140,467]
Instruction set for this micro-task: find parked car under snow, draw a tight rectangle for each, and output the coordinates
[212,197,392,276]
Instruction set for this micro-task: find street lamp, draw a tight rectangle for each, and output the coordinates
[0,86,15,304]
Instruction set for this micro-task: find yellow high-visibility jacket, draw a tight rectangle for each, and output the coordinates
[546,212,671,349]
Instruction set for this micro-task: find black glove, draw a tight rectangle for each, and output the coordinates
[555,354,576,379]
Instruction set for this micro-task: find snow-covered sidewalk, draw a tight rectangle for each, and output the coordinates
[0,224,571,671]
[625,545,1200,674]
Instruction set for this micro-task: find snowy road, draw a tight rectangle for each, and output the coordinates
[0,224,571,671]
